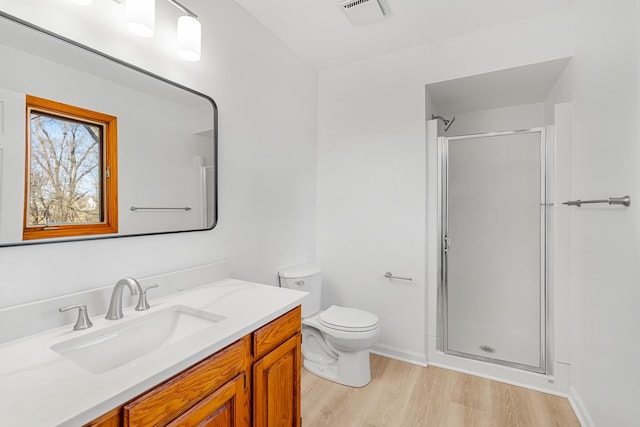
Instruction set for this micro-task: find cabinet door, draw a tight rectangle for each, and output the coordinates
[253,334,301,427]
[167,373,249,427]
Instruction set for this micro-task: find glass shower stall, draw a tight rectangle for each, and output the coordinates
[438,128,547,373]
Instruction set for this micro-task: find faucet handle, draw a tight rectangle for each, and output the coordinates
[135,284,159,311]
[59,304,93,331]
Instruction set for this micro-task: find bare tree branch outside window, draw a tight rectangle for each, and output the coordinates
[27,112,103,226]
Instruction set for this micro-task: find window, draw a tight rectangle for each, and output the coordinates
[24,95,118,240]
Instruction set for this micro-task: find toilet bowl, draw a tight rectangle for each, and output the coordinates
[302,305,380,387]
[278,264,381,387]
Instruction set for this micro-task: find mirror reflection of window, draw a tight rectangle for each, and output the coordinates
[23,95,118,240]
[27,113,102,225]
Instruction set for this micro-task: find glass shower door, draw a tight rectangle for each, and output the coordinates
[440,129,546,372]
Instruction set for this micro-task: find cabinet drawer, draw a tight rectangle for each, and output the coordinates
[124,336,250,427]
[253,306,301,360]
[166,373,248,427]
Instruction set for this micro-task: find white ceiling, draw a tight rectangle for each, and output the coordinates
[427,58,572,115]
[231,0,575,69]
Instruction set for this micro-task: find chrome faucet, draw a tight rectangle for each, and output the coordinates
[105,277,144,320]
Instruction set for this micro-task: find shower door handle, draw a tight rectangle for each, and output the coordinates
[443,237,451,253]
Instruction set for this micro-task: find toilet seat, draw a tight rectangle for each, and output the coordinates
[319,305,379,332]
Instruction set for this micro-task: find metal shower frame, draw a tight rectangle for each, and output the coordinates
[437,127,549,374]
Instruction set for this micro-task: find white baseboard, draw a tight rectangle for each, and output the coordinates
[425,335,570,396]
[428,360,568,398]
[370,343,428,367]
[568,386,595,427]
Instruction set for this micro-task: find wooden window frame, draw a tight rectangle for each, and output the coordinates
[23,95,118,240]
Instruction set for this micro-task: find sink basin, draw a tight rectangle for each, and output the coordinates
[51,305,225,374]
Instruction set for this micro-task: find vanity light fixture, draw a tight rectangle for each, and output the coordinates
[176,14,201,61]
[75,0,202,61]
[124,0,201,60]
[172,1,201,61]
[125,0,155,38]
[125,0,201,61]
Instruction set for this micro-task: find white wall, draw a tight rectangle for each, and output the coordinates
[317,9,573,364]
[0,0,318,308]
[556,1,640,425]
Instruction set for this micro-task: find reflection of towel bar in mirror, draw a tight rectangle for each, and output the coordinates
[562,195,630,207]
[384,271,413,282]
[130,206,192,211]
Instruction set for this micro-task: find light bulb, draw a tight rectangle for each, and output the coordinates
[126,0,155,38]
[177,15,201,62]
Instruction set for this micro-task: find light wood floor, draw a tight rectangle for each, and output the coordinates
[301,354,580,427]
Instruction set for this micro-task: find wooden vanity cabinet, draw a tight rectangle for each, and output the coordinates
[252,306,302,427]
[84,306,301,427]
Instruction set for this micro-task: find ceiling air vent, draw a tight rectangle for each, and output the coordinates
[339,0,388,26]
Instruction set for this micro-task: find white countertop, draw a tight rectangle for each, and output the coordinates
[0,279,306,427]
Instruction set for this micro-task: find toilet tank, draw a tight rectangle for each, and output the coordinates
[278,264,322,318]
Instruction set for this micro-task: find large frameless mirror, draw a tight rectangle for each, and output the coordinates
[0,12,217,246]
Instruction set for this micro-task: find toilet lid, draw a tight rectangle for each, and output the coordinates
[319,305,379,332]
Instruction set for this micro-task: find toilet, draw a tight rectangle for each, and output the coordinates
[279,264,380,387]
